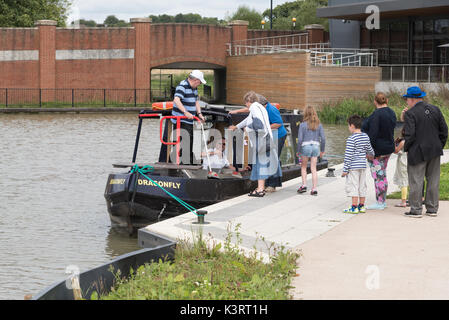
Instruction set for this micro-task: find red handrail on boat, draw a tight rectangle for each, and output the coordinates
[139,113,201,165]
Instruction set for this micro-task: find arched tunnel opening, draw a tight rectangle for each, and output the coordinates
[150,63,226,104]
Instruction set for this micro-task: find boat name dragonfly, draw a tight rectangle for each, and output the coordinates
[138,179,181,189]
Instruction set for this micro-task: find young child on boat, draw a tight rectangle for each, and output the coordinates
[342,115,375,214]
[201,137,236,171]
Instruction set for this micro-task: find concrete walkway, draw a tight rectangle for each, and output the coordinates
[290,200,449,300]
[140,150,449,298]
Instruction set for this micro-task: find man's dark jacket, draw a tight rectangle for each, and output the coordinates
[404,101,448,166]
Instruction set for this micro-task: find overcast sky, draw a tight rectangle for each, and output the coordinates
[68,0,290,24]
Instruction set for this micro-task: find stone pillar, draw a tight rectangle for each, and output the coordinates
[305,24,325,48]
[229,20,249,56]
[131,18,152,104]
[36,20,57,101]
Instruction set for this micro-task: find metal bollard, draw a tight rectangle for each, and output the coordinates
[193,210,209,224]
[326,168,336,177]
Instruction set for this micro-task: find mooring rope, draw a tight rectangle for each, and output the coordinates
[130,164,200,216]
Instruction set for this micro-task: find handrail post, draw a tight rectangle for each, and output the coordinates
[5,88,7,108]
[402,66,405,82]
[132,117,143,163]
[428,65,431,82]
[39,89,42,108]
[72,89,74,108]
[104,89,106,107]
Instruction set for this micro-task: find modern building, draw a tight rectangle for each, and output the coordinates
[317,0,449,82]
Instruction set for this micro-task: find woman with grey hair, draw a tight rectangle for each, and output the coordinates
[229,91,282,197]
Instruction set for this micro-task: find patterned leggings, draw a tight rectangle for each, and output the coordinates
[368,155,390,203]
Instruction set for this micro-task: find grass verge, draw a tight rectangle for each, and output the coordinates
[387,162,449,201]
[96,224,300,300]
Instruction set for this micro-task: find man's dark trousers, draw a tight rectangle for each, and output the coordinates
[408,156,440,214]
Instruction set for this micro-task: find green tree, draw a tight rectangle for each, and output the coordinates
[150,14,175,23]
[262,0,328,31]
[225,5,263,30]
[71,19,97,27]
[104,15,119,26]
[175,13,202,23]
[0,0,71,27]
[149,13,224,25]
[103,15,130,27]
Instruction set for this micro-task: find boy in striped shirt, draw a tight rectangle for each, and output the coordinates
[342,115,375,214]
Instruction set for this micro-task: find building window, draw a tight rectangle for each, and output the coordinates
[390,21,408,64]
[361,16,449,65]
[434,19,449,36]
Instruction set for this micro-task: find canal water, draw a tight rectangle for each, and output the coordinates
[0,113,350,300]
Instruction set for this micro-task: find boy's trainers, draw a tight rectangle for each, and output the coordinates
[366,202,386,210]
[343,206,359,214]
[297,185,307,194]
[358,205,366,213]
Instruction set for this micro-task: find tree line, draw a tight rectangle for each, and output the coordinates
[0,0,328,31]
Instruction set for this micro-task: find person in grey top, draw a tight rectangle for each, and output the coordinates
[296,106,326,195]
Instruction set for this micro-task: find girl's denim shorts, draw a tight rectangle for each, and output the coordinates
[301,144,320,157]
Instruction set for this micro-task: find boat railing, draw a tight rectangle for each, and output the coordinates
[134,112,202,165]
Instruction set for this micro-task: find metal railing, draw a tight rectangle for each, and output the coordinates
[226,33,378,68]
[309,48,378,67]
[380,64,449,83]
[227,33,330,56]
[0,88,152,108]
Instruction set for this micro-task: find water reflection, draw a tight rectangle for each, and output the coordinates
[105,228,139,258]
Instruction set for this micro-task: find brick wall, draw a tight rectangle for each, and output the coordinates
[0,28,40,88]
[150,23,231,68]
[247,30,307,39]
[0,20,334,107]
[54,27,136,90]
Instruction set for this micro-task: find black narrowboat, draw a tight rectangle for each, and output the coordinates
[104,104,328,233]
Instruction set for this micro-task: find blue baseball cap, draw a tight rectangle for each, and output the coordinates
[403,86,426,98]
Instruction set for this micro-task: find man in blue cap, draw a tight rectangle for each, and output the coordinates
[402,86,448,218]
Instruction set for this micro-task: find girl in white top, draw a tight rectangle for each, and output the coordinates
[201,138,235,171]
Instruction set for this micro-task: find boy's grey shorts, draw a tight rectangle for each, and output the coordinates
[345,168,367,197]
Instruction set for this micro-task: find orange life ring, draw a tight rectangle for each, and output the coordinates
[152,101,174,110]
[272,103,280,110]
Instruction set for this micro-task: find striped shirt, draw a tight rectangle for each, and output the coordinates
[172,79,198,125]
[343,132,374,173]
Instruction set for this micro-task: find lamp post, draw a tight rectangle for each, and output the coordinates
[270,0,273,30]
[261,20,265,29]
[292,17,296,30]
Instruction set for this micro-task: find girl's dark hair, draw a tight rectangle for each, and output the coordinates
[347,115,362,129]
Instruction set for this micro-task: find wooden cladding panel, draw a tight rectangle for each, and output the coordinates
[306,66,381,109]
[226,52,307,110]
